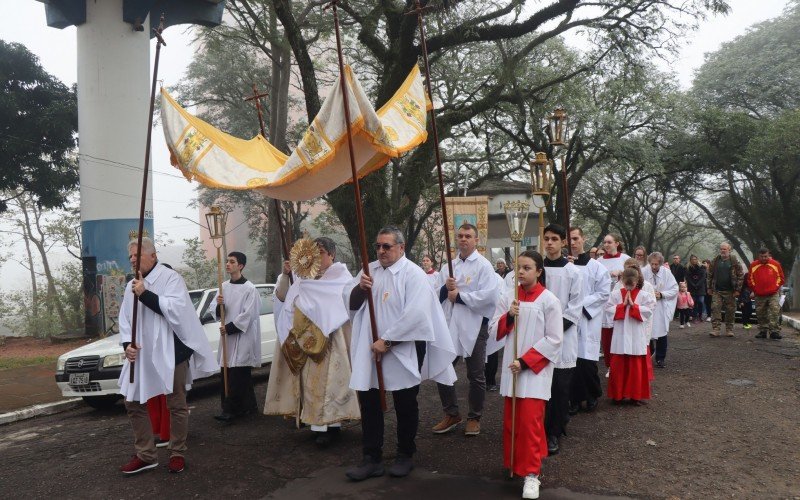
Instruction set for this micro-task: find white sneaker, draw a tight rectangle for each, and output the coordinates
[679,324,685,329]
[686,322,692,328]
[605,368,610,378]
[706,317,712,322]
[522,474,540,499]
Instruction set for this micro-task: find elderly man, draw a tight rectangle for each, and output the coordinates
[345,226,456,481]
[707,242,744,337]
[749,248,785,340]
[433,223,499,437]
[118,237,218,475]
[642,252,678,368]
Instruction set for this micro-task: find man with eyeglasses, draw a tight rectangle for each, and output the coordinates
[432,223,499,438]
[345,226,456,481]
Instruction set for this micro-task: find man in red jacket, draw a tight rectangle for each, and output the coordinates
[749,248,785,340]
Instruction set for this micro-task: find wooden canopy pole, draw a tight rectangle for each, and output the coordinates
[407,0,454,277]
[324,0,386,412]
[130,14,166,383]
[244,85,293,284]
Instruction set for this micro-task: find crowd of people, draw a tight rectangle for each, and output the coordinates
[113,229,787,499]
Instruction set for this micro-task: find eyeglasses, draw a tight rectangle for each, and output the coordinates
[374,243,396,251]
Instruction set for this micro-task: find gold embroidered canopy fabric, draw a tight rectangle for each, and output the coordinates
[162,65,429,201]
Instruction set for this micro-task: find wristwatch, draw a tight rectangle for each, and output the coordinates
[382,339,392,349]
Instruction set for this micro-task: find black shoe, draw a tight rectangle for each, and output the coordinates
[568,403,580,416]
[345,458,384,482]
[547,435,559,455]
[315,432,331,447]
[656,360,665,369]
[585,399,598,412]
[214,412,234,423]
[755,331,767,339]
[770,332,782,340]
[388,455,414,478]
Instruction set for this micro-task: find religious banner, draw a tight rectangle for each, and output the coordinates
[445,196,490,258]
[162,65,430,201]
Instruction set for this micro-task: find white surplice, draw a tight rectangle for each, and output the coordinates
[118,263,219,403]
[642,265,679,339]
[437,250,499,357]
[211,279,261,368]
[346,255,457,391]
[599,253,631,288]
[605,288,656,355]
[498,288,564,400]
[574,257,611,361]
[486,272,510,359]
[542,260,583,369]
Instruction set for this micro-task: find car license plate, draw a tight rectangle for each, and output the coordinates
[69,373,90,386]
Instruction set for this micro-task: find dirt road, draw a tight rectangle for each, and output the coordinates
[1,321,798,499]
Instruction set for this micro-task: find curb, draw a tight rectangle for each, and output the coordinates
[0,398,83,426]
[781,314,800,332]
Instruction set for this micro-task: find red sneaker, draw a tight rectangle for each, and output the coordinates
[120,455,158,475]
[168,456,185,473]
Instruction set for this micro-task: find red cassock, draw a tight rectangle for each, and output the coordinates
[146,394,170,441]
[606,287,653,401]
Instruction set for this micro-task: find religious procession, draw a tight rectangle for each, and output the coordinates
[2,1,799,499]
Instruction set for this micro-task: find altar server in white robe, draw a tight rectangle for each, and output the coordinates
[568,227,610,414]
[598,233,630,363]
[344,226,456,482]
[540,224,583,455]
[265,238,360,447]
[642,252,679,368]
[433,223,499,437]
[421,254,440,292]
[211,251,261,423]
[496,250,563,500]
[118,238,218,475]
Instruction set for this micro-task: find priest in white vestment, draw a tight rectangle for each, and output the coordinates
[344,226,456,482]
[642,252,678,368]
[118,238,218,475]
[265,238,360,447]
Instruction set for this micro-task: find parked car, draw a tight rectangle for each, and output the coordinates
[55,284,277,409]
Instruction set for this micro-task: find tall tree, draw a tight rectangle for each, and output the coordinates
[0,40,78,212]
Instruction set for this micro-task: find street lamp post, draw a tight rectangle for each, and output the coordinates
[548,107,570,231]
[503,199,531,477]
[205,206,229,397]
[530,152,553,252]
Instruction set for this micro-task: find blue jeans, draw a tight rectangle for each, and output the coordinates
[691,293,705,319]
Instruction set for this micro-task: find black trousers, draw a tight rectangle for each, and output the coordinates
[650,337,668,363]
[569,358,602,405]
[358,385,419,462]
[484,351,499,386]
[545,367,573,437]
[220,366,258,415]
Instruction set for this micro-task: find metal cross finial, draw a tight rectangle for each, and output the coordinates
[153,13,167,47]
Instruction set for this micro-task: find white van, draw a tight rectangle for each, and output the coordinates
[54,284,277,409]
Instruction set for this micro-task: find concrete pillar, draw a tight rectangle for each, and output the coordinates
[77,0,153,334]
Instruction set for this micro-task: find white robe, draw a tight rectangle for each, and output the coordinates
[211,279,261,368]
[425,270,440,293]
[642,265,679,339]
[486,273,510,359]
[437,250,499,357]
[599,253,631,288]
[277,263,352,343]
[610,280,656,339]
[118,263,219,403]
[543,261,583,369]
[606,288,656,355]
[498,288,564,400]
[346,255,457,391]
[574,257,611,361]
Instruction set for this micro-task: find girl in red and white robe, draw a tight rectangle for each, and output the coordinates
[495,251,563,499]
[605,268,656,405]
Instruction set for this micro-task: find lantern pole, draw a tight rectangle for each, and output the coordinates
[129,15,166,383]
[206,206,229,397]
[503,200,530,478]
[323,0,386,411]
[548,108,570,231]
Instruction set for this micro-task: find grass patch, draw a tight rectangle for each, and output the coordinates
[0,356,58,370]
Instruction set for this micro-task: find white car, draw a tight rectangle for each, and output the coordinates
[55,284,277,409]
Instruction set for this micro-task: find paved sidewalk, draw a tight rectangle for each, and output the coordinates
[0,364,68,413]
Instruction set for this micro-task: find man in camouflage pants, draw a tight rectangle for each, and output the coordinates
[707,242,744,337]
[749,248,785,340]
